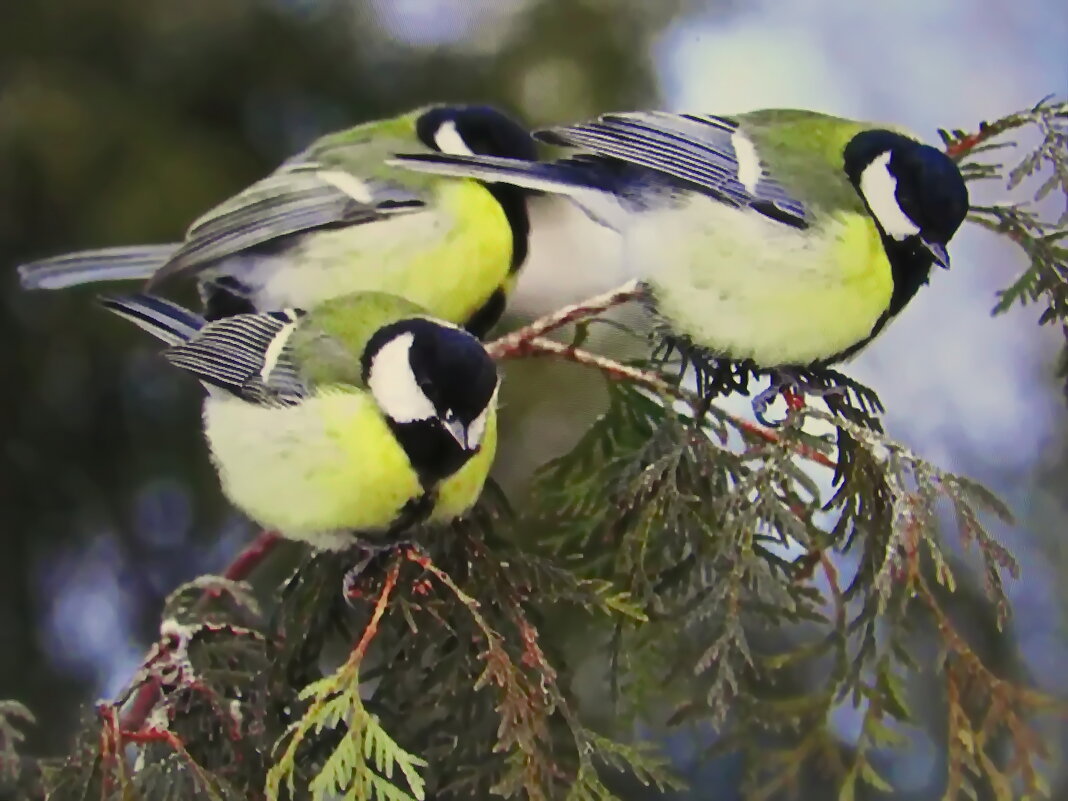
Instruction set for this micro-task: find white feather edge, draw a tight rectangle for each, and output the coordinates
[318,170,374,204]
[730,130,762,194]
[466,383,499,449]
[259,317,299,381]
[433,120,475,156]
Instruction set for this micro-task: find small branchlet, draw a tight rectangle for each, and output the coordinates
[944,96,1068,398]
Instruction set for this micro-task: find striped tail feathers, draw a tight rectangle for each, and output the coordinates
[387,152,626,231]
[17,245,180,290]
[98,293,206,347]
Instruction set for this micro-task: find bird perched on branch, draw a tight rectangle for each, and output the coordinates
[389,109,969,419]
[101,291,499,549]
[20,105,537,338]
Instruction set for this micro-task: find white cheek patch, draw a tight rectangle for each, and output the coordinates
[465,383,498,449]
[859,151,920,240]
[731,130,761,194]
[367,333,436,423]
[434,120,475,156]
[319,170,374,204]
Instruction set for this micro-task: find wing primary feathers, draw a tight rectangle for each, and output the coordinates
[537,111,809,227]
[163,309,307,404]
[18,245,181,290]
[147,174,426,287]
[395,110,808,229]
[388,153,628,229]
[390,152,602,193]
[98,293,207,346]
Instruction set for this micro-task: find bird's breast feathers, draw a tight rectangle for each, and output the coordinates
[203,390,423,548]
[637,196,894,366]
[432,409,498,523]
[245,180,514,325]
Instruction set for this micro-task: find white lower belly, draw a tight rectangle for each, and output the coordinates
[630,203,891,365]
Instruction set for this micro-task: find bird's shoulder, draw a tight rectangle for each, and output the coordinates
[301,111,439,186]
[734,110,876,215]
[289,292,433,390]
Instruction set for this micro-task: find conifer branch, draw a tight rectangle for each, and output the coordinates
[503,335,838,469]
[118,531,281,735]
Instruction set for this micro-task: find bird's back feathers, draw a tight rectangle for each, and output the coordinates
[147,169,427,288]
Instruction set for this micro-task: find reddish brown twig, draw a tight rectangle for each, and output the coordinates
[486,280,642,359]
[119,530,281,733]
[945,132,989,160]
[350,558,401,663]
[500,336,838,470]
[223,530,281,581]
[119,677,162,733]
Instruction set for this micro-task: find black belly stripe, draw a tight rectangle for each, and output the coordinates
[464,287,507,339]
[483,183,530,273]
[820,234,935,365]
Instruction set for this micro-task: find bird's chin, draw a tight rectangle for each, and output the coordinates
[389,419,476,486]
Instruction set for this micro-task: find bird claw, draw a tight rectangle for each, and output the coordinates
[341,540,411,605]
[751,370,847,427]
[752,383,787,427]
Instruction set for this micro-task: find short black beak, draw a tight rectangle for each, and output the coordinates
[922,237,951,269]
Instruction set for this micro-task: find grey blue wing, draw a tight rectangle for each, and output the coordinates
[147,168,427,287]
[386,152,630,229]
[18,245,180,290]
[537,111,808,227]
[163,308,308,405]
[98,293,206,346]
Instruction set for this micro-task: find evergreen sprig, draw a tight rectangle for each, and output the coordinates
[944,96,1068,397]
[0,700,35,791]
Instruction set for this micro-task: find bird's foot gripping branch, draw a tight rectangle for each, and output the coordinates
[2,98,1067,801]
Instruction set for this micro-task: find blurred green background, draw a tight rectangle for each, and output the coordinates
[1,0,1065,798]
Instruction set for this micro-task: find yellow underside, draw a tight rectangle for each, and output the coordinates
[639,200,894,366]
[262,180,514,326]
[204,389,497,549]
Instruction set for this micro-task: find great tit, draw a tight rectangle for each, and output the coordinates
[390,109,970,414]
[21,105,537,338]
[100,291,500,549]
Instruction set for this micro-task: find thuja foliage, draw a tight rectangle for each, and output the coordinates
[3,99,1066,801]
[943,96,1068,397]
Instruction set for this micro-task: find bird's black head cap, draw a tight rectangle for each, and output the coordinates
[415,105,536,276]
[362,318,499,487]
[416,104,537,161]
[839,128,971,344]
[844,129,969,249]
